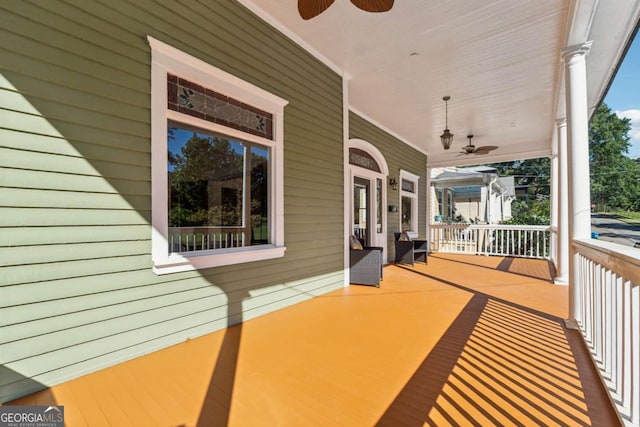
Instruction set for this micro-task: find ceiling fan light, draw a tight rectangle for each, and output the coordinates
[441,129,454,150]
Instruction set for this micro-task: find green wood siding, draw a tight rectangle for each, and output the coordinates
[0,0,344,402]
[349,112,428,262]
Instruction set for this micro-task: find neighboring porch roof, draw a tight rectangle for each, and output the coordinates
[431,166,510,196]
[433,167,497,182]
[240,0,640,167]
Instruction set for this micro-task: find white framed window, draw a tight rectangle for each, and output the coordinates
[400,170,419,237]
[148,36,288,274]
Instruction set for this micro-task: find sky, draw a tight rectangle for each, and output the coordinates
[603,31,640,159]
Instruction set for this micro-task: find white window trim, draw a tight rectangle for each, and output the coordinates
[148,36,288,274]
[400,169,420,238]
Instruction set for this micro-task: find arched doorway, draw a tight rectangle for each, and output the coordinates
[348,139,389,259]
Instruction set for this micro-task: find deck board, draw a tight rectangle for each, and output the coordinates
[7,254,620,426]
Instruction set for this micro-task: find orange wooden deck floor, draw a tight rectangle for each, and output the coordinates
[9,254,620,426]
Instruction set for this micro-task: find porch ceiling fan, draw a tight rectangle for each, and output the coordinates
[298,0,394,20]
[459,134,498,155]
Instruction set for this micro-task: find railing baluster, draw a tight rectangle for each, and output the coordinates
[165,228,255,253]
[612,274,623,401]
[509,229,513,256]
[594,264,603,365]
[622,279,632,420]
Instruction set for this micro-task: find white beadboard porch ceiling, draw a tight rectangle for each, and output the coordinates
[240,0,640,167]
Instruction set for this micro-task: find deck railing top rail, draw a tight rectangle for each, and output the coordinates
[431,223,551,231]
[573,238,640,284]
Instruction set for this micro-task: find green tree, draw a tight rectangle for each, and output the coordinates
[589,103,640,211]
[490,157,551,198]
[489,158,551,224]
[504,198,550,225]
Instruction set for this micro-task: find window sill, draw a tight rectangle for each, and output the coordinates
[153,245,286,275]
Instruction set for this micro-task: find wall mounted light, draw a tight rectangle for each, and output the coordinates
[389,178,398,190]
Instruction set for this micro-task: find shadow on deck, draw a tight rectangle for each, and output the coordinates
[9,254,619,426]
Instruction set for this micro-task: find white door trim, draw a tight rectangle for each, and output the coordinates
[347,139,389,262]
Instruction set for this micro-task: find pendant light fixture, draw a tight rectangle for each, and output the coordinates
[440,96,454,150]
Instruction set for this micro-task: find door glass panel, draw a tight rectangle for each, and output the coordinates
[354,177,369,245]
[402,195,413,231]
[376,178,382,233]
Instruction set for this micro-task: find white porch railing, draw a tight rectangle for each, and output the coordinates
[168,227,245,253]
[430,224,552,259]
[574,239,640,426]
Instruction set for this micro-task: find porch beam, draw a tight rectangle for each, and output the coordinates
[562,41,593,329]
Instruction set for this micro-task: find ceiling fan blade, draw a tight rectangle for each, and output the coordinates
[473,146,498,154]
[298,0,335,20]
[350,0,394,13]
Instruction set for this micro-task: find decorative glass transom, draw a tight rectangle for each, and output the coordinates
[349,148,381,172]
[168,74,273,140]
[402,179,415,193]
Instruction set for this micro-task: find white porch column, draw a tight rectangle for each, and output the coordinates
[442,188,449,219]
[550,133,558,265]
[555,118,569,285]
[479,185,487,223]
[562,41,592,328]
[486,182,492,224]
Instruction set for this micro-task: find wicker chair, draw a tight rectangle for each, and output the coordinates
[350,246,383,287]
[394,233,428,266]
